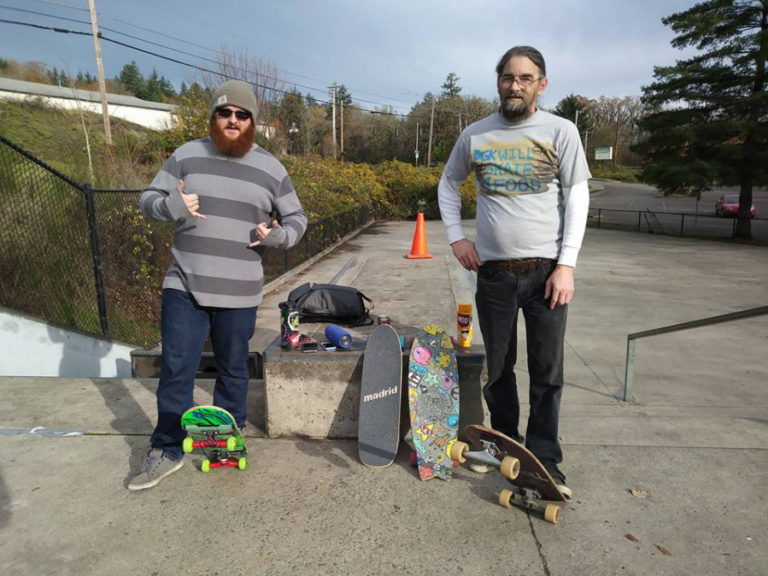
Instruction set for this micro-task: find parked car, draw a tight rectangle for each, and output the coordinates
[715,194,756,218]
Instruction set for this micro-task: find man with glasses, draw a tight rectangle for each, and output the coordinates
[129,80,307,490]
[438,46,590,497]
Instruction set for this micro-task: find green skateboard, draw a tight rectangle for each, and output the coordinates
[181,405,247,472]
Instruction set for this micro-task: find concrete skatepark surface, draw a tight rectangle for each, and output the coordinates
[1,221,766,575]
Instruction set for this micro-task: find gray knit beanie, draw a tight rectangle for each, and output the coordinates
[209,80,258,119]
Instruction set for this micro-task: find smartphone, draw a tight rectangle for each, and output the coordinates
[301,341,319,353]
[320,342,337,352]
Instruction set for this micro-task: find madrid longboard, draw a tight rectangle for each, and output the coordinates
[451,424,571,524]
[181,405,247,472]
[358,324,403,467]
[407,324,460,481]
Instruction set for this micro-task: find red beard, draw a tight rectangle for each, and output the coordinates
[209,120,255,157]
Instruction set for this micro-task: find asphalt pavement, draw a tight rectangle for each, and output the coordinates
[1,220,766,576]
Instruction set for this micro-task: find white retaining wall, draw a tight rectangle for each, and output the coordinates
[0,308,135,378]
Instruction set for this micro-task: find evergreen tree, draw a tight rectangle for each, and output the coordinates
[143,69,163,102]
[553,94,594,138]
[441,72,462,97]
[158,75,176,98]
[278,89,306,154]
[633,0,768,238]
[118,61,145,97]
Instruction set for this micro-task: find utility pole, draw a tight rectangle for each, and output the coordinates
[613,104,622,166]
[340,100,344,159]
[584,128,590,158]
[427,97,435,167]
[88,0,112,148]
[329,84,338,159]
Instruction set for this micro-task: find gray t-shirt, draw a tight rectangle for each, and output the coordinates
[439,110,590,263]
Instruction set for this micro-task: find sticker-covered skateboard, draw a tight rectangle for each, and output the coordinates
[358,324,403,467]
[407,324,460,480]
[181,405,247,472]
[451,424,571,523]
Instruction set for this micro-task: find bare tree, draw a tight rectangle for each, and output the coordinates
[201,45,286,128]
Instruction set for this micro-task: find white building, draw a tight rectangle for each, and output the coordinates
[0,77,175,130]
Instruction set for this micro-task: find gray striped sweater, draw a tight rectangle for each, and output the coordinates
[140,138,307,308]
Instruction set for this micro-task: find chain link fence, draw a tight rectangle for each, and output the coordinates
[1,136,375,348]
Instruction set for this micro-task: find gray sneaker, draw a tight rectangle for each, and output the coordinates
[128,448,183,491]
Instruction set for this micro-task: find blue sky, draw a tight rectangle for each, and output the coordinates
[0,0,700,113]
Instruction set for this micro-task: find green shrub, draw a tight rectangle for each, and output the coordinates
[281,155,387,220]
[589,163,640,183]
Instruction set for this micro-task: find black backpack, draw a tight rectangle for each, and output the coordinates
[280,283,374,326]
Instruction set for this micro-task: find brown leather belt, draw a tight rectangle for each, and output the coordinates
[482,258,554,273]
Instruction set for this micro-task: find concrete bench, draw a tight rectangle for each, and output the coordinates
[263,337,488,439]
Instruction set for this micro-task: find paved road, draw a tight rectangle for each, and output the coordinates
[590,180,768,240]
[591,180,768,215]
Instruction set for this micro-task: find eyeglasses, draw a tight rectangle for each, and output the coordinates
[215,108,251,121]
[499,74,541,88]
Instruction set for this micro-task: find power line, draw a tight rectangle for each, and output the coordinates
[0,3,416,112]
[0,15,481,123]
[29,0,89,13]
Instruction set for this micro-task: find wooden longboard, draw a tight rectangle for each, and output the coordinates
[456,424,570,523]
[358,324,403,467]
[407,324,460,481]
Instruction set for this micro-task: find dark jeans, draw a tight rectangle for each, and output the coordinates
[475,261,567,468]
[150,289,257,460]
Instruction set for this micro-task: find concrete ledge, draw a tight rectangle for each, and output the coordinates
[130,346,264,379]
[263,338,488,438]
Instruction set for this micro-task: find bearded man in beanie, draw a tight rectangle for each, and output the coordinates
[129,79,307,490]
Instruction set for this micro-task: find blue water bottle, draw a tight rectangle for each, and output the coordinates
[325,325,352,349]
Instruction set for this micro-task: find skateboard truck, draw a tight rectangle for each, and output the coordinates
[498,485,562,524]
[451,439,522,480]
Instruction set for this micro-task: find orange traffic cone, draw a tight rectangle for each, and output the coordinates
[405,212,433,259]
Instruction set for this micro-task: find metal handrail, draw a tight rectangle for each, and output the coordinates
[622,305,768,402]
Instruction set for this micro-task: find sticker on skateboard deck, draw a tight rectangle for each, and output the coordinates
[181,405,247,472]
[408,324,460,481]
[452,424,570,524]
[358,324,403,467]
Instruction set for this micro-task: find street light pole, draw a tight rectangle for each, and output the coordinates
[288,122,299,154]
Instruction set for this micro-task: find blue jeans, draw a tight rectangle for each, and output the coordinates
[475,261,567,468]
[150,289,257,460]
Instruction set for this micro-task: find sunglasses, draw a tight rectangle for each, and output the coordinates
[215,108,251,121]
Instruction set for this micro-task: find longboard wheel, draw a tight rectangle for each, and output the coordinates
[544,504,561,524]
[227,436,237,451]
[449,440,468,464]
[238,457,247,471]
[499,489,514,509]
[182,437,194,453]
[500,456,521,480]
[201,459,211,473]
